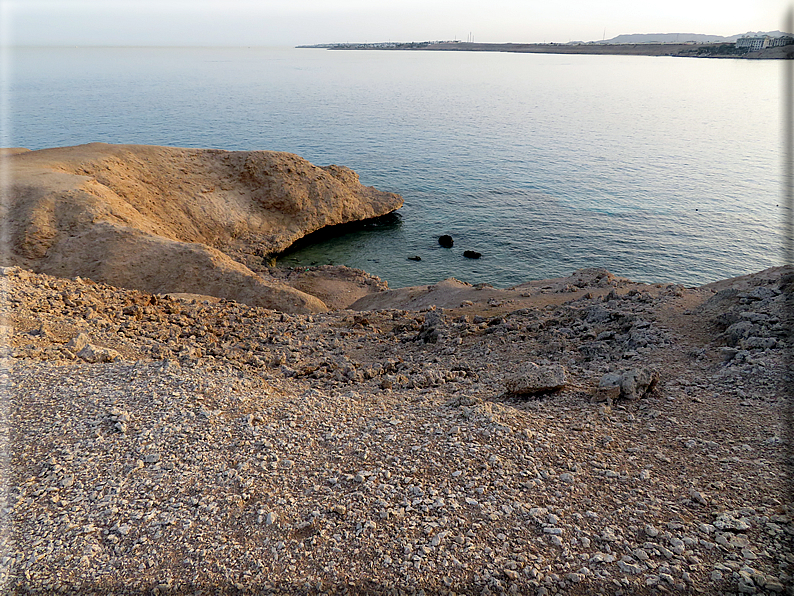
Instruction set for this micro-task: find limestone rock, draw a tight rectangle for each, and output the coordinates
[4,143,402,313]
[66,333,91,353]
[77,344,121,363]
[415,309,446,344]
[594,367,659,402]
[505,363,567,395]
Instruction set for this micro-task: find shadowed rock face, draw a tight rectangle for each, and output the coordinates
[2,143,403,312]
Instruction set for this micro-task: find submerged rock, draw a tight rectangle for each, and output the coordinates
[438,235,454,248]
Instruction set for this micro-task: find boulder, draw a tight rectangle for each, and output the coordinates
[505,363,568,395]
[593,368,659,402]
[438,235,454,248]
[463,250,482,259]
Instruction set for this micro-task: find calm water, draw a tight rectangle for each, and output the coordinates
[6,46,783,287]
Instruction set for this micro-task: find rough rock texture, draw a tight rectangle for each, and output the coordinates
[1,264,793,595]
[594,368,660,403]
[2,143,402,313]
[505,363,568,395]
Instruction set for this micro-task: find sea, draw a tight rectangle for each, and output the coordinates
[5,46,784,288]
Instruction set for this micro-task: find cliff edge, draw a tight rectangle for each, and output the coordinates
[2,143,403,313]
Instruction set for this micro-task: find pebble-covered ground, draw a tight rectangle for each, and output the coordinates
[1,265,792,595]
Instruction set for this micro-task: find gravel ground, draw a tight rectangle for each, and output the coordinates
[1,265,792,595]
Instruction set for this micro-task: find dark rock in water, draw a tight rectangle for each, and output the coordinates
[463,251,481,259]
[407,255,422,261]
[438,235,454,248]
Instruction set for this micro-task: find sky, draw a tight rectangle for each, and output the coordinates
[2,0,792,47]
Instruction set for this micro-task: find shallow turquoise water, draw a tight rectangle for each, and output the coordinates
[7,47,783,287]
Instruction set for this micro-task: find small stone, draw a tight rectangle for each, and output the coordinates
[659,573,674,584]
[594,367,659,402]
[618,560,643,575]
[265,512,277,525]
[737,577,757,594]
[764,580,785,592]
[714,513,751,532]
[143,453,161,464]
[77,344,121,363]
[66,333,91,352]
[645,524,659,538]
[600,527,619,542]
[741,548,757,560]
[332,505,347,516]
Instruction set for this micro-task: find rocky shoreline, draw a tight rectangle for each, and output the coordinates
[1,263,792,595]
[321,41,793,60]
[2,143,402,313]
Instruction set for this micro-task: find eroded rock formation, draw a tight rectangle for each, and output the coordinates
[2,143,403,312]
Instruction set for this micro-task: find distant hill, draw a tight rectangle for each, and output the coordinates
[594,31,791,44]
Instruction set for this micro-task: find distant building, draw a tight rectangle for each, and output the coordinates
[736,35,794,50]
[769,35,794,47]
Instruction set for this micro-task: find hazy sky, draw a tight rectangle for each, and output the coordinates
[4,0,791,47]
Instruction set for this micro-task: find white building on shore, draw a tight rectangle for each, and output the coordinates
[736,35,794,51]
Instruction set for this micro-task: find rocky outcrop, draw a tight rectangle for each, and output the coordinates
[2,143,402,312]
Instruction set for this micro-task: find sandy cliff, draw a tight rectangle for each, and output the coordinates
[2,143,403,313]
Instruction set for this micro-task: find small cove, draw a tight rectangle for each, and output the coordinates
[8,46,782,287]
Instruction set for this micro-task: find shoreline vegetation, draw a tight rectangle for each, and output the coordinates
[298,40,794,59]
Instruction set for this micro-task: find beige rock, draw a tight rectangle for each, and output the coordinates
[3,143,402,313]
[505,363,568,395]
[66,332,91,353]
[77,344,121,363]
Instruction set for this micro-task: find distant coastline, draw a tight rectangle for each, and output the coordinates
[298,40,794,60]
